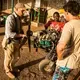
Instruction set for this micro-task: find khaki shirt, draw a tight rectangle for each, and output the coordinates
[56,19,80,69]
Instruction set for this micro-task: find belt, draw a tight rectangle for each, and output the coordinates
[7,38,20,44]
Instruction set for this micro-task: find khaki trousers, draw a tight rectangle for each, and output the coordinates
[2,37,20,72]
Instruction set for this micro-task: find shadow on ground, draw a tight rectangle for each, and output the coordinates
[14,57,45,77]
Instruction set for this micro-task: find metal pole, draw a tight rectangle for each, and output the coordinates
[0,0,2,11]
[11,0,14,13]
[37,8,40,26]
[18,0,19,3]
[7,0,8,9]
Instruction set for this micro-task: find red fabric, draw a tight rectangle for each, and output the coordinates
[50,21,65,32]
[44,19,54,29]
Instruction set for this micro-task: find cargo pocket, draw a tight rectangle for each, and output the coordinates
[2,37,7,49]
[7,42,14,52]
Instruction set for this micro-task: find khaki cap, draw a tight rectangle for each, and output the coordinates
[15,3,25,9]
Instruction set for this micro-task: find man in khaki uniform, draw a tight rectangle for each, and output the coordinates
[2,3,27,79]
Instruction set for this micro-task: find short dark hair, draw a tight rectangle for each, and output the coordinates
[53,12,60,17]
[63,1,80,16]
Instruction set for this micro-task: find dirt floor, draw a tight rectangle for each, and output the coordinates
[1,24,80,80]
[0,25,52,80]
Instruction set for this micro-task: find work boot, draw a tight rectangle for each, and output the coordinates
[6,71,15,79]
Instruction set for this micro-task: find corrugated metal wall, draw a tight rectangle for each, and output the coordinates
[0,1,2,11]
[1,0,34,10]
[1,0,80,11]
[1,0,16,10]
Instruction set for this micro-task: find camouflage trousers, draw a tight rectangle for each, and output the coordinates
[52,66,80,80]
[52,66,71,80]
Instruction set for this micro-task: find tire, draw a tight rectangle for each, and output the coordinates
[39,59,55,73]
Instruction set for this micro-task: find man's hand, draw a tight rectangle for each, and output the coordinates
[15,34,27,38]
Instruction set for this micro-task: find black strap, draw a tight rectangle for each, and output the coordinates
[11,14,18,33]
